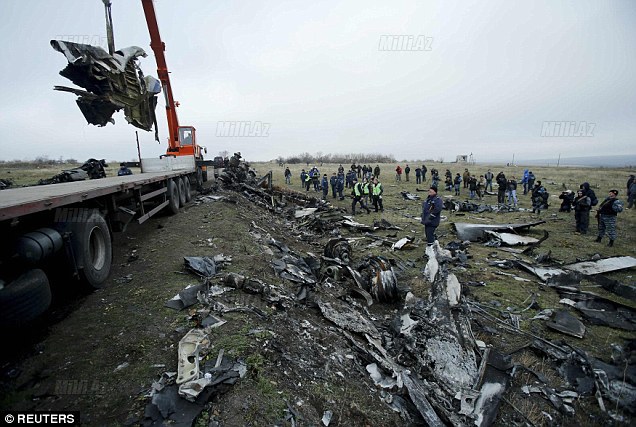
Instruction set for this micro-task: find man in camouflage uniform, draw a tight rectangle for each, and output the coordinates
[595,189,624,247]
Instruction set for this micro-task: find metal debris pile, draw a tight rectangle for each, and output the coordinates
[37,158,108,185]
[444,199,522,213]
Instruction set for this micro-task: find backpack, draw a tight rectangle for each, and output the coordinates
[589,190,598,206]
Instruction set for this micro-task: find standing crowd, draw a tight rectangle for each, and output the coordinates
[281,164,631,248]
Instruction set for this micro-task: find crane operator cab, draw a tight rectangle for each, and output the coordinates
[179,127,194,146]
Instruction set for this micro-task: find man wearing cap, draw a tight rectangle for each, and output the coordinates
[421,186,443,246]
[595,190,624,246]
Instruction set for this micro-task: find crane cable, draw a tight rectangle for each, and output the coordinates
[103,0,115,55]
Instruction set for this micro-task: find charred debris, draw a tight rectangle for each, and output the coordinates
[144,164,635,426]
[36,158,109,185]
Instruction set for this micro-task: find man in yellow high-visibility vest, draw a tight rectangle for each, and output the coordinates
[351,179,371,215]
[372,177,384,212]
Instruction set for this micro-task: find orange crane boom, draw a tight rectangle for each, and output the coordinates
[141,0,202,159]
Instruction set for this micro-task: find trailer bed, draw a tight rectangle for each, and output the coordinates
[0,171,189,221]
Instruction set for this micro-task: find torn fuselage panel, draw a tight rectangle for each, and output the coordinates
[453,221,545,242]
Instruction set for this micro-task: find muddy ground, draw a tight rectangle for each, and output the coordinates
[1,162,635,426]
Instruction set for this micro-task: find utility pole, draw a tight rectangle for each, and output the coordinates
[557,153,561,167]
[136,131,141,164]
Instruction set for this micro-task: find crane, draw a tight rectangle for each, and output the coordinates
[140,0,205,163]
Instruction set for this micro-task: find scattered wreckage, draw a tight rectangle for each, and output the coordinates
[444,199,522,214]
[143,164,635,425]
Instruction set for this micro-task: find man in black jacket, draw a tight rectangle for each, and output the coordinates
[574,190,591,234]
[580,182,598,207]
[559,190,575,212]
[496,172,507,204]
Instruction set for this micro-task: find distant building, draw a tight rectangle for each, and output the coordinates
[455,155,468,163]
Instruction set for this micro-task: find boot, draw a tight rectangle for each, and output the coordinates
[366,207,371,214]
[608,240,614,247]
[595,236,602,243]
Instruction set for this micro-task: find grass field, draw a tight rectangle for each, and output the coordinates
[1,159,634,425]
[261,159,636,277]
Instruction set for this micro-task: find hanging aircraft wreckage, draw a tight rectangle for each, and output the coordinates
[50,40,160,137]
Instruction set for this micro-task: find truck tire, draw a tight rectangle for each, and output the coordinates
[178,177,187,207]
[0,269,51,327]
[166,178,180,214]
[68,211,112,289]
[183,176,192,202]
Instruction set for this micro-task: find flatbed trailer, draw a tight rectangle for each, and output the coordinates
[0,165,199,327]
[0,170,189,223]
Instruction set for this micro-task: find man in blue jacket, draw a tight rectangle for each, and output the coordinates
[421,186,443,246]
[336,172,345,200]
[330,173,338,198]
[321,174,329,199]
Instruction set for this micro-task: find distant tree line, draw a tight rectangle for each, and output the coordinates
[274,152,397,165]
[0,156,80,168]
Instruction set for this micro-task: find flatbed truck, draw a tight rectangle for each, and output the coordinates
[0,157,199,326]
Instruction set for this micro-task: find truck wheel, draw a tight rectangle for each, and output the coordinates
[166,178,180,214]
[70,211,112,289]
[0,269,51,327]
[178,177,187,207]
[183,176,192,202]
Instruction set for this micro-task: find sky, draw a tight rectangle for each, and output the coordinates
[0,0,634,164]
